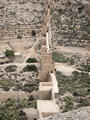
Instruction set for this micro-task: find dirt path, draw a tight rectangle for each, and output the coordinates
[55,62,77,76]
[55,46,90,56]
[55,62,90,76]
[21,37,39,63]
[54,46,90,76]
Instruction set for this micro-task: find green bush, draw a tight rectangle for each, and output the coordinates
[38,44,42,50]
[5,65,17,72]
[0,78,15,87]
[32,30,36,36]
[0,62,4,65]
[30,100,37,108]
[64,96,74,103]
[26,58,38,63]
[63,102,74,112]
[5,49,14,57]
[3,86,10,91]
[69,58,75,65]
[52,52,74,65]
[80,90,87,97]
[23,83,38,92]
[63,96,74,112]
[73,91,80,96]
[23,65,37,72]
[17,34,22,39]
[18,99,29,108]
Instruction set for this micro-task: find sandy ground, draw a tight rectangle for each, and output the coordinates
[23,108,38,120]
[0,90,29,103]
[22,37,39,63]
[55,62,76,76]
[0,38,34,53]
[55,62,90,76]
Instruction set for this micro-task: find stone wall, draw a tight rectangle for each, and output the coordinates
[40,106,90,120]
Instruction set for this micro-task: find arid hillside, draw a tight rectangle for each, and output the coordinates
[0,0,90,120]
[51,0,90,48]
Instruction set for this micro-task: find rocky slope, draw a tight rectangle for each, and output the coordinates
[0,0,45,40]
[40,106,90,120]
[51,0,90,47]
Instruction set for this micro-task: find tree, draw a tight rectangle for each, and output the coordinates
[26,58,38,63]
[32,30,36,36]
[17,34,22,39]
[5,50,14,57]
[5,65,17,72]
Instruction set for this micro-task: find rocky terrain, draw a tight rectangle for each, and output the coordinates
[41,106,90,120]
[0,0,43,119]
[0,0,45,56]
[0,0,90,120]
[51,0,90,47]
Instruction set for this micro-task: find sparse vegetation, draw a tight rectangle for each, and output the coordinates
[57,71,90,110]
[0,103,19,120]
[18,97,37,109]
[0,78,15,87]
[51,0,89,47]
[0,98,37,120]
[38,43,42,50]
[53,52,74,65]
[23,82,39,92]
[76,98,90,108]
[78,64,90,72]
[57,71,90,93]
